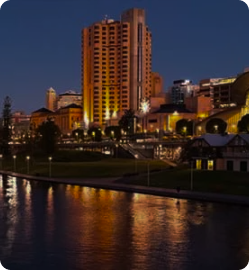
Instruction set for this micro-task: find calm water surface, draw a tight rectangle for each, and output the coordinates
[0,175,249,270]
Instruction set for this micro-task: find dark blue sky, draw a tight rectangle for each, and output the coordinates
[0,0,249,113]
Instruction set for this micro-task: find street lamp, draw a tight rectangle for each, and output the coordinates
[214,125,218,133]
[147,161,150,187]
[144,129,147,142]
[26,156,30,174]
[190,160,194,191]
[0,154,3,170]
[183,126,187,138]
[48,156,52,177]
[92,131,95,142]
[13,155,16,172]
[198,126,202,136]
[75,132,78,142]
[134,154,138,173]
[111,130,114,140]
[115,144,118,158]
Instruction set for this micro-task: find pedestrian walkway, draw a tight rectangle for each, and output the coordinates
[1,170,249,207]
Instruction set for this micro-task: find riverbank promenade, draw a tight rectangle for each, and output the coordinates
[1,170,249,207]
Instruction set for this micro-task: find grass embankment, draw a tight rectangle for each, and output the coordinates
[1,150,168,179]
[124,168,249,196]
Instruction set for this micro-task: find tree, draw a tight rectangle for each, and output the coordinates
[205,118,227,134]
[37,117,61,155]
[175,119,194,136]
[87,127,102,142]
[119,109,136,134]
[104,126,122,141]
[238,114,249,133]
[1,96,12,155]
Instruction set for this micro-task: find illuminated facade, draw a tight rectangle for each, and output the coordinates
[57,91,82,109]
[146,104,196,132]
[46,87,57,111]
[198,77,237,109]
[169,80,199,105]
[81,8,152,127]
[31,104,83,134]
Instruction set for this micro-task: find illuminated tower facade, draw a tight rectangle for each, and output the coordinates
[46,87,57,111]
[81,8,152,127]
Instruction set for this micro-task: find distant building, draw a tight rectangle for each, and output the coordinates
[57,91,82,109]
[198,77,237,109]
[151,72,164,97]
[45,88,82,112]
[169,80,199,105]
[185,95,212,118]
[11,111,31,136]
[46,87,57,111]
[146,104,196,132]
[31,104,83,134]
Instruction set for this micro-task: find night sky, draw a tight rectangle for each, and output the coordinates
[0,0,249,113]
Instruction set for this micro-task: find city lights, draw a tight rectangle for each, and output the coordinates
[140,97,150,114]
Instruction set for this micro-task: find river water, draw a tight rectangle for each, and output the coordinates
[0,175,249,270]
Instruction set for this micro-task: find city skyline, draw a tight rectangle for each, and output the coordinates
[0,0,249,113]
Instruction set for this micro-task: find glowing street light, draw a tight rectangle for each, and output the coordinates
[92,131,95,142]
[48,156,52,177]
[13,155,16,172]
[183,126,187,138]
[214,125,218,133]
[0,154,3,170]
[26,156,30,174]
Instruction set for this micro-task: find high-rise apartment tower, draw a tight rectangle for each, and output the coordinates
[81,8,152,126]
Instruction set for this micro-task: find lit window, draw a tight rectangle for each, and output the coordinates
[196,160,201,170]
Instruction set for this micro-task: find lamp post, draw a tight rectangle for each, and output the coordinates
[13,155,16,172]
[144,129,147,142]
[92,131,95,142]
[147,161,150,187]
[84,131,87,142]
[214,125,218,134]
[156,128,159,141]
[198,126,202,136]
[0,154,3,170]
[75,132,78,143]
[183,126,187,138]
[115,144,118,158]
[134,154,138,173]
[48,156,52,177]
[111,130,114,140]
[190,160,194,191]
[26,156,30,174]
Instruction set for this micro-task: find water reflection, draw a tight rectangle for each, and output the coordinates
[0,175,19,258]
[0,177,249,269]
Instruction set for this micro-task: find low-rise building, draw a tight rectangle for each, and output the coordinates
[145,104,196,132]
[188,134,249,172]
[31,104,83,134]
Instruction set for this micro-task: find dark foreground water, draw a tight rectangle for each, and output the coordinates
[0,175,249,270]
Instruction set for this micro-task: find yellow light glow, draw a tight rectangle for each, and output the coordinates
[140,98,150,114]
[208,160,213,171]
[196,160,201,170]
[112,111,117,118]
